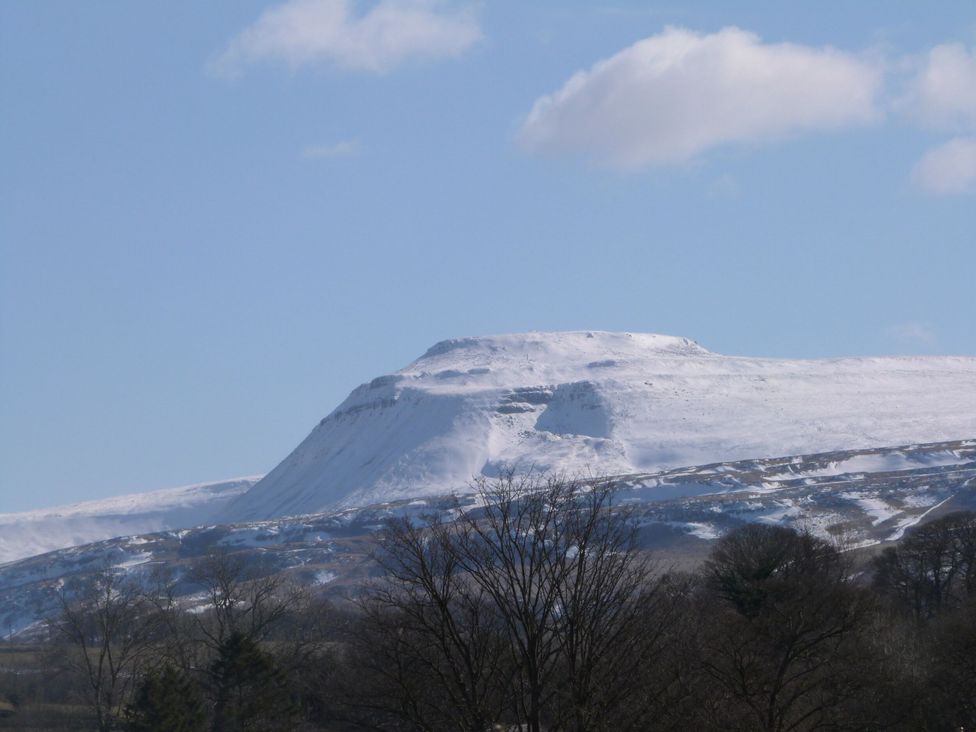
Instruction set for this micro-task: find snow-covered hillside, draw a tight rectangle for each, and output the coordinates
[5,439,974,639]
[0,477,260,564]
[222,331,976,521]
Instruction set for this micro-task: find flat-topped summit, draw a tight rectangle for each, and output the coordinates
[222,331,976,521]
[415,331,710,365]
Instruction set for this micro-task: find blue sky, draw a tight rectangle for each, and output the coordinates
[2,1,974,512]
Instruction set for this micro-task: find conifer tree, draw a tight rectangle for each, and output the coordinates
[126,665,206,732]
[209,631,295,732]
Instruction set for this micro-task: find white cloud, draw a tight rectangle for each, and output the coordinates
[898,43,976,195]
[211,0,481,77]
[911,137,976,194]
[302,139,361,159]
[518,26,883,168]
[885,321,937,347]
[897,43,976,131]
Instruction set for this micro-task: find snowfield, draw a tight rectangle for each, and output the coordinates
[0,477,260,564]
[222,331,976,521]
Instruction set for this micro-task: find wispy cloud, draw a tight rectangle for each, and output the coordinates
[911,137,976,194]
[302,139,362,159]
[897,42,976,195]
[885,321,937,347]
[210,0,481,78]
[896,43,976,131]
[518,26,883,169]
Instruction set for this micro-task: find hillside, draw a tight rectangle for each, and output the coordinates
[0,477,260,564]
[223,331,976,521]
[3,439,973,638]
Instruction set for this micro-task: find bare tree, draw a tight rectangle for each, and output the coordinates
[187,552,297,651]
[694,525,873,732]
[355,473,669,732]
[873,510,976,621]
[923,597,976,729]
[49,569,159,731]
[360,512,510,731]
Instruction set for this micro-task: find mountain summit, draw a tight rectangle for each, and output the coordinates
[222,331,976,521]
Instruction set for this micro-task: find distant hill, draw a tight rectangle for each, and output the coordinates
[0,477,260,564]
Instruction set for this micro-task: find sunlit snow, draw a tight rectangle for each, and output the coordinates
[224,331,976,520]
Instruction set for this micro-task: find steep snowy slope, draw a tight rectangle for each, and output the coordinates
[223,331,976,521]
[0,477,260,564]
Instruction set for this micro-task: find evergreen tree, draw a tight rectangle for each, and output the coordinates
[209,631,295,732]
[126,665,206,732]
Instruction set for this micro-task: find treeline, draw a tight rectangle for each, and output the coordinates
[1,475,975,731]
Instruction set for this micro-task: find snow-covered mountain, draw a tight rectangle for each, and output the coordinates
[223,331,976,521]
[0,477,260,564]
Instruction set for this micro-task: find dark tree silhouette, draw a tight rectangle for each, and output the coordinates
[125,665,206,732]
[209,631,295,732]
[873,510,976,621]
[694,524,873,731]
[352,473,676,732]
